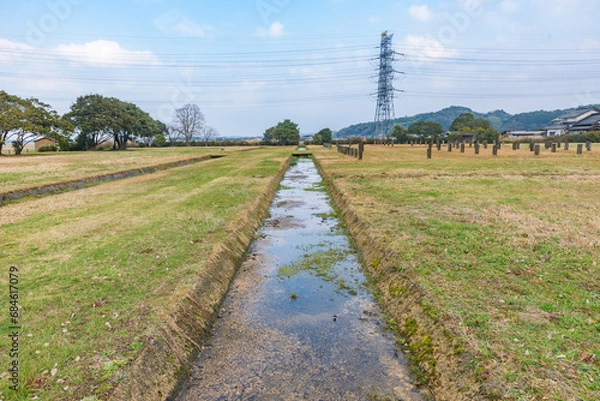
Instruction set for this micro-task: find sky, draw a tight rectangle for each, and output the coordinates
[0,0,599,137]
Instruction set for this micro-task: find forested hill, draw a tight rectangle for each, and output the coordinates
[335,105,600,138]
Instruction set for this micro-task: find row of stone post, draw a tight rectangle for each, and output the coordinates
[429,140,593,158]
[336,142,364,160]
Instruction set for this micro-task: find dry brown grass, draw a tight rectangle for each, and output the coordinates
[313,144,600,401]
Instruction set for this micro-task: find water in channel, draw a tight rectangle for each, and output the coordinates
[176,157,425,401]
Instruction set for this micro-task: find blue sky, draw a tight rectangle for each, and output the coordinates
[1,0,599,136]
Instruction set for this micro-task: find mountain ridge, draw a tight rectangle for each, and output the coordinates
[334,105,600,137]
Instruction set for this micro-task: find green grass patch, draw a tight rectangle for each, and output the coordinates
[304,181,328,192]
[0,148,291,400]
[277,248,358,295]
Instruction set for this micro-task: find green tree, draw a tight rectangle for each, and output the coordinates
[407,121,443,140]
[11,98,66,155]
[311,133,323,145]
[450,113,499,142]
[390,125,408,143]
[112,101,162,150]
[262,126,275,145]
[0,91,26,155]
[64,94,114,150]
[269,119,300,145]
[65,94,162,151]
[316,128,332,144]
[449,113,476,132]
[153,133,167,147]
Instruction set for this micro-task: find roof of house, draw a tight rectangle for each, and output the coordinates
[569,113,600,130]
[560,107,600,120]
[545,124,568,130]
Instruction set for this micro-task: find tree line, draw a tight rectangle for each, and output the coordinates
[261,120,333,146]
[389,112,500,144]
[0,90,217,155]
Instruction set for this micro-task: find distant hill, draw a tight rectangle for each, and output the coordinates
[497,110,568,131]
[335,105,600,137]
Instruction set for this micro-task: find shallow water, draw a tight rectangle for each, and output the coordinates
[176,157,425,401]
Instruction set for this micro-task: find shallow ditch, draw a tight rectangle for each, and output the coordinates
[174,157,425,400]
[0,154,222,206]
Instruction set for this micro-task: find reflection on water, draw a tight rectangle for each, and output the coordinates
[176,157,425,401]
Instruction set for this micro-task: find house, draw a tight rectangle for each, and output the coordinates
[568,113,600,133]
[560,107,599,125]
[545,123,568,137]
[502,131,546,139]
[545,107,600,136]
[34,137,56,150]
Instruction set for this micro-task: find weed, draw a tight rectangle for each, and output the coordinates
[313,145,600,400]
[277,248,360,296]
[389,284,406,298]
[101,359,128,380]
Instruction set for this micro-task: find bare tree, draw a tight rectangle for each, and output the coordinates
[166,124,181,143]
[172,104,205,145]
[201,125,218,145]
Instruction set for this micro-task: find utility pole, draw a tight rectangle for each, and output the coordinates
[374,31,402,138]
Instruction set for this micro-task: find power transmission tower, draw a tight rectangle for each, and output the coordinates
[374,31,401,138]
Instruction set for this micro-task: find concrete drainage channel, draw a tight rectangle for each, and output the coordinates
[174,156,427,400]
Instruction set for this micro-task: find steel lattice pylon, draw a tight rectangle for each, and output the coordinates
[374,31,397,138]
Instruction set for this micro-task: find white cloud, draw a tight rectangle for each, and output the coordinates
[0,39,34,64]
[0,38,158,68]
[408,5,433,22]
[500,0,520,14]
[404,35,458,62]
[256,22,285,38]
[55,40,160,68]
[154,11,213,37]
[173,18,213,37]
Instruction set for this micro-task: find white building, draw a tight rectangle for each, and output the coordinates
[502,131,546,139]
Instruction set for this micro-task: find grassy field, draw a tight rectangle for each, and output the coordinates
[0,147,256,194]
[0,147,290,401]
[313,144,599,401]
